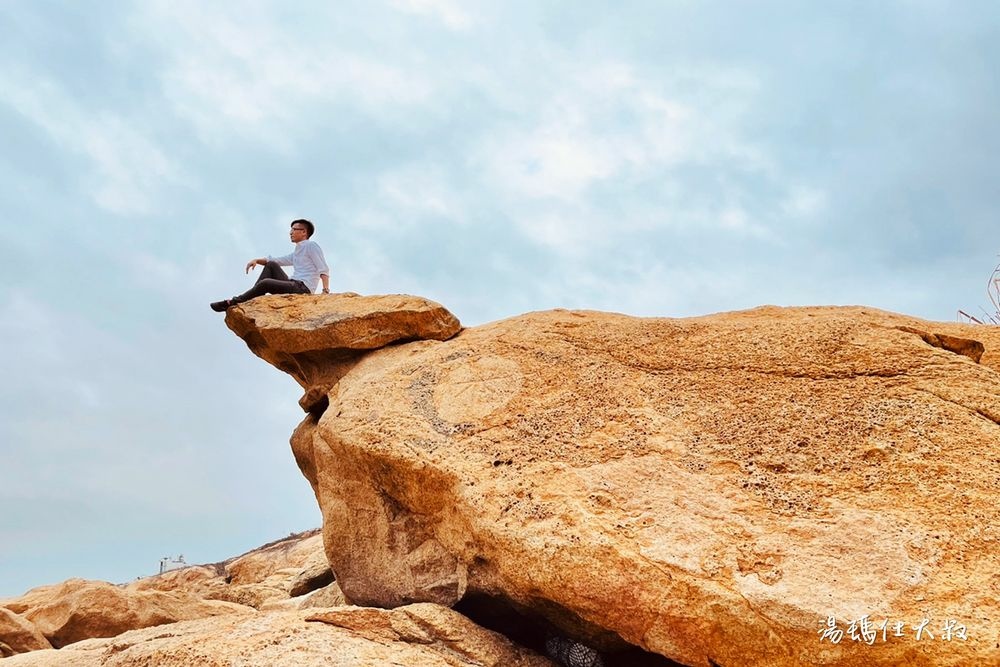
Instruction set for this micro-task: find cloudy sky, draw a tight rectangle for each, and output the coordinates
[2,0,999,597]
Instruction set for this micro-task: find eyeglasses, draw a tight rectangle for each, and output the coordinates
[290,227,307,232]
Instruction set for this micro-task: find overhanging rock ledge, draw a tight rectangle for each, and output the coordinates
[224,292,462,413]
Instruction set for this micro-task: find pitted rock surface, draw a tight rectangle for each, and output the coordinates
[0,604,553,667]
[272,304,1000,667]
[224,293,461,412]
[1,579,250,649]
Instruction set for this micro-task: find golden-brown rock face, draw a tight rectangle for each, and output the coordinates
[0,531,346,660]
[235,299,1000,667]
[0,607,51,656]
[224,293,462,412]
[0,604,553,667]
[126,531,336,610]
[2,579,250,649]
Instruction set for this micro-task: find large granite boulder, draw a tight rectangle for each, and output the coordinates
[0,604,553,667]
[231,297,1000,666]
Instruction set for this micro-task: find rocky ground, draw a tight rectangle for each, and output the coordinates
[0,531,555,666]
[3,294,998,665]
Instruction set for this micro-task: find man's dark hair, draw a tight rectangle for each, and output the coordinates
[292,219,315,238]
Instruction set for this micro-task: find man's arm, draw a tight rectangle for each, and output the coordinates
[247,253,293,273]
[307,242,331,293]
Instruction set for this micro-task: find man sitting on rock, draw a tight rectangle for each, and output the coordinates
[211,219,330,312]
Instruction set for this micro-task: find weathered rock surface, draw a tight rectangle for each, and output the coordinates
[216,531,333,608]
[0,531,353,661]
[2,578,251,648]
[1,604,553,666]
[0,607,51,656]
[125,565,228,599]
[224,293,461,412]
[260,581,349,611]
[238,301,1000,666]
[287,555,335,598]
[123,530,335,610]
[223,531,323,584]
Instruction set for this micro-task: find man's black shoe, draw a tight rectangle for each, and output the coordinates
[210,299,232,312]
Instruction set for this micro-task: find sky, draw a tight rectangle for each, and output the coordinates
[2,0,999,597]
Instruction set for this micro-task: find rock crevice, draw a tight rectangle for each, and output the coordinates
[896,326,985,363]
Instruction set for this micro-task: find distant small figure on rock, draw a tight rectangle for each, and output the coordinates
[211,219,330,312]
[546,635,605,667]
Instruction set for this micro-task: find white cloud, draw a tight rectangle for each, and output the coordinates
[781,186,828,220]
[83,118,182,215]
[124,252,185,290]
[389,0,474,30]
[342,165,468,237]
[486,129,617,201]
[136,1,435,146]
[468,56,792,256]
[476,59,768,206]
[0,69,182,215]
[328,235,403,295]
[378,166,466,220]
[719,205,749,230]
[0,290,63,367]
[718,204,774,240]
[517,212,589,256]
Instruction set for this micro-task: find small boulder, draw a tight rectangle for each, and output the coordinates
[260,582,349,612]
[224,532,326,586]
[224,293,461,412]
[126,565,227,599]
[0,607,51,655]
[11,578,251,648]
